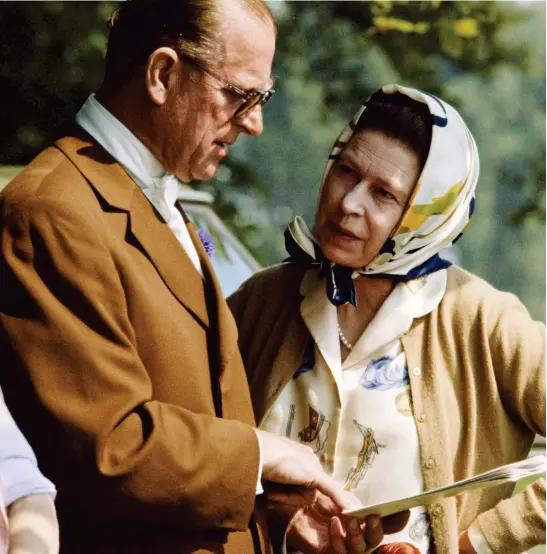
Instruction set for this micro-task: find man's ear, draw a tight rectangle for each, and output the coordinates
[145,47,180,105]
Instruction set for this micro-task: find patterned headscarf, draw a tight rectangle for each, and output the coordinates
[285,84,479,306]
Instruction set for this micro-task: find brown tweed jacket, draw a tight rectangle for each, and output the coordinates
[0,127,270,554]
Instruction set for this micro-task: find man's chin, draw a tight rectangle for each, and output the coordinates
[190,163,220,182]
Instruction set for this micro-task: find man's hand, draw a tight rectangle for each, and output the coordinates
[257,430,359,510]
[7,493,60,554]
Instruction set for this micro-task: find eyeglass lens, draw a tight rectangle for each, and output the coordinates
[235,91,272,119]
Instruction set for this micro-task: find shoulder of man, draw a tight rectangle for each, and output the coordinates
[1,142,92,214]
[1,133,127,242]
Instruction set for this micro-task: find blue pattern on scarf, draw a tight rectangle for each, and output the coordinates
[359,356,409,390]
[293,340,315,379]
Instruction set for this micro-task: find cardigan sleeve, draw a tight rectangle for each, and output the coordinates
[473,292,546,553]
[0,197,259,531]
[226,280,253,380]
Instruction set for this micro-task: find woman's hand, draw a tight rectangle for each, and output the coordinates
[458,530,478,554]
[266,485,410,554]
[289,509,410,554]
[266,485,348,553]
[329,514,386,554]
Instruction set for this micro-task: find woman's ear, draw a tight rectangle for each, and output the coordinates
[145,47,179,105]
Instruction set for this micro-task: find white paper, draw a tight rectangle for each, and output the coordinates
[343,455,546,519]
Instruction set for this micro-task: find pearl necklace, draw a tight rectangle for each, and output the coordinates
[337,323,353,350]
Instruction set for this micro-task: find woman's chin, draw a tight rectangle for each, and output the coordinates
[321,244,365,269]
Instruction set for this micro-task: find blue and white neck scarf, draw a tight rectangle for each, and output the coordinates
[285,84,479,306]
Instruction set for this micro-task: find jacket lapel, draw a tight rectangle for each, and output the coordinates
[186,221,238,373]
[55,130,209,328]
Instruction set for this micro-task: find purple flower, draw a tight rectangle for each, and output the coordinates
[197,228,215,257]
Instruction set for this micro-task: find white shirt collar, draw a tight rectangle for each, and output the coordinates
[75,93,183,223]
[75,94,203,276]
[300,269,447,370]
[76,93,166,182]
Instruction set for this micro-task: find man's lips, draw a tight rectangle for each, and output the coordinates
[214,140,236,157]
[216,140,235,149]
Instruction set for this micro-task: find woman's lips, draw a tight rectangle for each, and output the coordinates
[328,221,360,242]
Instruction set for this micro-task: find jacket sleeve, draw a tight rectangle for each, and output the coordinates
[0,197,259,531]
[473,292,546,553]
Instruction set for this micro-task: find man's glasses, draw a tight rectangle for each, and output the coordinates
[185,57,275,120]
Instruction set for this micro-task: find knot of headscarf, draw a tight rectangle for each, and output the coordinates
[284,84,479,307]
[284,217,357,307]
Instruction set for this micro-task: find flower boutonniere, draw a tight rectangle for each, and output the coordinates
[197,228,215,257]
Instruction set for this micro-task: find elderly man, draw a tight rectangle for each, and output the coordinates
[0,1,354,553]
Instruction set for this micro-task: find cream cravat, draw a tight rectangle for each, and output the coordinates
[75,94,203,277]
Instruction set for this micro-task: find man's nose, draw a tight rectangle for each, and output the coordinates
[238,105,264,136]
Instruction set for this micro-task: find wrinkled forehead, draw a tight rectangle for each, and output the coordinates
[319,84,478,207]
[341,129,422,180]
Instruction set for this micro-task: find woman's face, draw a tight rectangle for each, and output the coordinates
[315,129,421,269]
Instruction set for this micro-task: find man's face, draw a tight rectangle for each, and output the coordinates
[156,9,276,182]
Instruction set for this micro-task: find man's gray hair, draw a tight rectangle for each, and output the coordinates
[103,0,275,86]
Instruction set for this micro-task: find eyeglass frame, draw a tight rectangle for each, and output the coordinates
[182,55,275,120]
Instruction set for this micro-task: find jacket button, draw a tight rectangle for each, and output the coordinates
[412,366,422,377]
[425,458,435,469]
[416,413,427,423]
[431,504,443,518]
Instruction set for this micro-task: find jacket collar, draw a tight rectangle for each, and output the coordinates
[55,127,210,328]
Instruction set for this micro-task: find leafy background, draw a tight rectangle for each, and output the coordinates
[0,0,544,321]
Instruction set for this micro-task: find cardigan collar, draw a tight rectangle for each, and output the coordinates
[300,269,447,372]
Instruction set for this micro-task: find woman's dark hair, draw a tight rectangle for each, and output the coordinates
[103,0,275,87]
[355,90,432,170]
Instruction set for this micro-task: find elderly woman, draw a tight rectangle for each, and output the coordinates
[228,85,545,554]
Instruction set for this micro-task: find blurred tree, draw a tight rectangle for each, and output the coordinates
[233,0,545,318]
[0,2,117,163]
[0,1,544,318]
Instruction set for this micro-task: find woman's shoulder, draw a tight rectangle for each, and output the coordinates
[442,265,535,323]
[446,265,517,299]
[228,263,306,306]
[227,264,307,347]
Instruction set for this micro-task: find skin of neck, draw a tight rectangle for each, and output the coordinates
[95,79,163,167]
[337,275,397,352]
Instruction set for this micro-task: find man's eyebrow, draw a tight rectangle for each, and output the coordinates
[264,75,276,90]
[237,74,275,93]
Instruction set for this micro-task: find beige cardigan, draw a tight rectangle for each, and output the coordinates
[229,264,546,554]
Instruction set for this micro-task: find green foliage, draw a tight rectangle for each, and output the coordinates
[0,1,544,318]
[239,0,545,320]
[0,2,118,164]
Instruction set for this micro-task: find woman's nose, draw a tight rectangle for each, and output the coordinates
[341,183,367,217]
